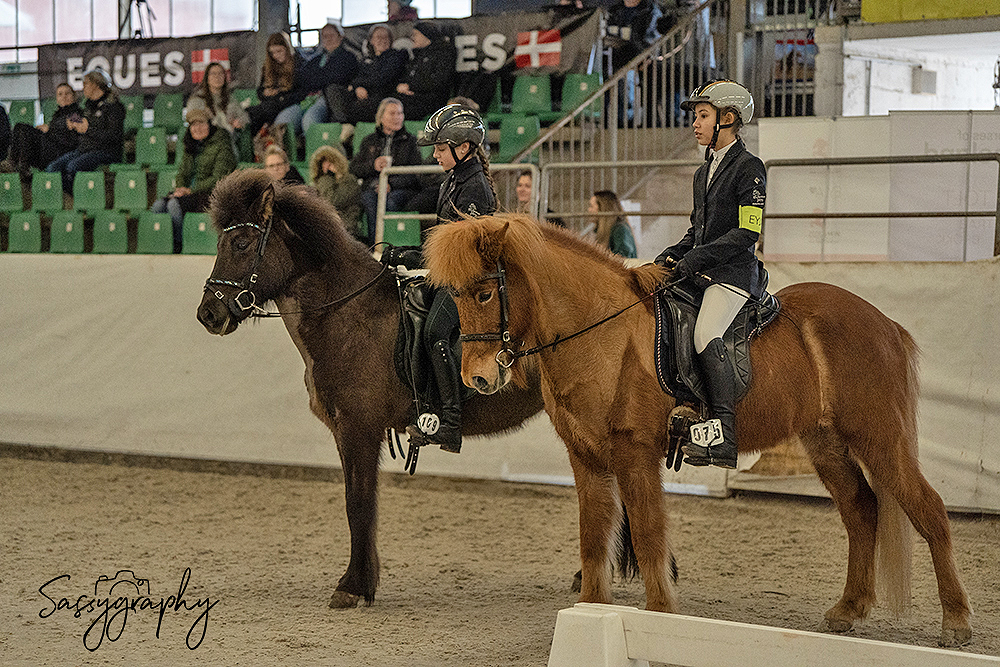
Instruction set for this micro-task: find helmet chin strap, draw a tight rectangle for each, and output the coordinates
[705,113,736,160]
[449,142,474,166]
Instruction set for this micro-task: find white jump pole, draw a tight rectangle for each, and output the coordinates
[548,603,1000,667]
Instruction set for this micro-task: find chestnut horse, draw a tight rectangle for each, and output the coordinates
[196,171,544,608]
[424,212,972,646]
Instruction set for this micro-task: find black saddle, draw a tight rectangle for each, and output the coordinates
[393,275,470,416]
[653,273,781,406]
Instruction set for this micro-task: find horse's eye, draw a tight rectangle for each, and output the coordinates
[234,237,251,252]
[477,290,492,304]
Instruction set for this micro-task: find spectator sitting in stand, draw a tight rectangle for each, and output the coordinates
[396,22,455,123]
[348,97,421,247]
[246,32,307,138]
[345,24,408,126]
[300,22,359,137]
[186,61,251,160]
[263,145,306,184]
[0,102,9,166]
[514,168,566,227]
[150,108,238,253]
[6,83,80,176]
[45,68,124,194]
[310,144,363,242]
[388,0,418,21]
[589,189,637,258]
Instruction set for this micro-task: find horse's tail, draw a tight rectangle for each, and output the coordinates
[874,323,919,617]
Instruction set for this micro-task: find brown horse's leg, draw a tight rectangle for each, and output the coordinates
[801,427,879,631]
[567,447,617,606]
[329,425,383,608]
[612,440,676,613]
[868,453,973,645]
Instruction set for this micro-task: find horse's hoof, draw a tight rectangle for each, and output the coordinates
[940,627,973,647]
[823,617,854,633]
[328,591,361,609]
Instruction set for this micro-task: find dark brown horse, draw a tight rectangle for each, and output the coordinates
[196,171,544,608]
[424,212,973,646]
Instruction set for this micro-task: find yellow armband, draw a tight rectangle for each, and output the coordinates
[739,205,763,233]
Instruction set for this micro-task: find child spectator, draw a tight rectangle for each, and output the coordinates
[247,32,307,137]
[300,23,359,135]
[45,69,124,193]
[310,144,363,242]
[396,22,455,122]
[346,24,408,125]
[7,83,80,175]
[348,97,421,246]
[150,108,237,253]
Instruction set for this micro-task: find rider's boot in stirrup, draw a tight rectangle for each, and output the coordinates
[429,339,463,453]
[682,337,738,469]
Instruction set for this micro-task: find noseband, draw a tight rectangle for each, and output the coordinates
[203,213,274,320]
[458,260,521,368]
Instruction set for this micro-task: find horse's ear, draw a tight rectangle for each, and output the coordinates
[478,220,510,265]
[258,183,276,223]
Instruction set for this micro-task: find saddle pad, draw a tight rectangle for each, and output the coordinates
[654,283,781,404]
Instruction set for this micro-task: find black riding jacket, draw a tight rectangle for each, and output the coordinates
[655,137,766,296]
[435,155,497,224]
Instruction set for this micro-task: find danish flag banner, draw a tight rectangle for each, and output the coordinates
[37,31,256,98]
[515,29,562,68]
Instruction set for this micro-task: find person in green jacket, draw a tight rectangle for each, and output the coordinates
[589,190,637,258]
[151,108,237,252]
[310,144,363,241]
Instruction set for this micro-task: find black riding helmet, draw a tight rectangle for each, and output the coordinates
[418,104,486,165]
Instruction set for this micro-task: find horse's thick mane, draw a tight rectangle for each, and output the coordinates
[425,212,663,298]
[210,169,366,265]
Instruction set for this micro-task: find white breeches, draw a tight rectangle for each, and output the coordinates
[694,283,749,353]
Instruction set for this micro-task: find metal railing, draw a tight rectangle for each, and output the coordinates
[375,163,540,244]
[764,153,1000,258]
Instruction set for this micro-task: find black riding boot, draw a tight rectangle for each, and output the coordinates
[429,339,463,453]
[682,337,738,469]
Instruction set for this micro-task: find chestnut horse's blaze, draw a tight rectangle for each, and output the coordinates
[196,171,544,609]
[424,212,972,646]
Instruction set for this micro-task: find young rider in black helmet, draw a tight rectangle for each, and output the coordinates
[383,103,497,453]
[654,80,766,470]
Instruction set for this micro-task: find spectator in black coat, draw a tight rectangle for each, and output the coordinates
[8,84,81,175]
[247,32,308,137]
[346,24,408,125]
[45,69,124,193]
[348,97,422,245]
[0,102,10,167]
[395,22,455,123]
[300,22,359,134]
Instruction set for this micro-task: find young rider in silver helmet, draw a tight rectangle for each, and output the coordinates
[655,80,766,469]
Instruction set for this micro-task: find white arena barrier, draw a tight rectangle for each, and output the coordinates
[547,603,1000,667]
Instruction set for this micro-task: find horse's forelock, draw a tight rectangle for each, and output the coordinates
[209,169,276,232]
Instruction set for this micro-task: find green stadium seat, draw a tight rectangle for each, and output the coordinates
[511,75,552,117]
[0,173,24,212]
[50,210,85,253]
[153,93,184,134]
[136,211,174,254]
[496,115,540,163]
[156,170,179,199]
[41,98,58,124]
[304,123,343,162]
[120,95,144,133]
[30,172,64,212]
[135,127,168,168]
[6,211,41,252]
[73,171,107,213]
[485,78,504,125]
[92,210,128,253]
[561,73,603,119]
[7,100,36,126]
[181,212,217,255]
[232,88,259,110]
[352,122,377,153]
[113,171,149,214]
[382,211,421,247]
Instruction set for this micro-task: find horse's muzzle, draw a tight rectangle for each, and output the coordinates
[197,292,240,336]
[467,364,511,395]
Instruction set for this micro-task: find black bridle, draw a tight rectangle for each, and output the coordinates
[459,259,669,369]
[204,212,390,320]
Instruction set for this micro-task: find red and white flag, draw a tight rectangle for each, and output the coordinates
[514,29,561,69]
[190,48,230,83]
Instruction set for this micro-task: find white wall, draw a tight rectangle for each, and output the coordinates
[842,42,996,116]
